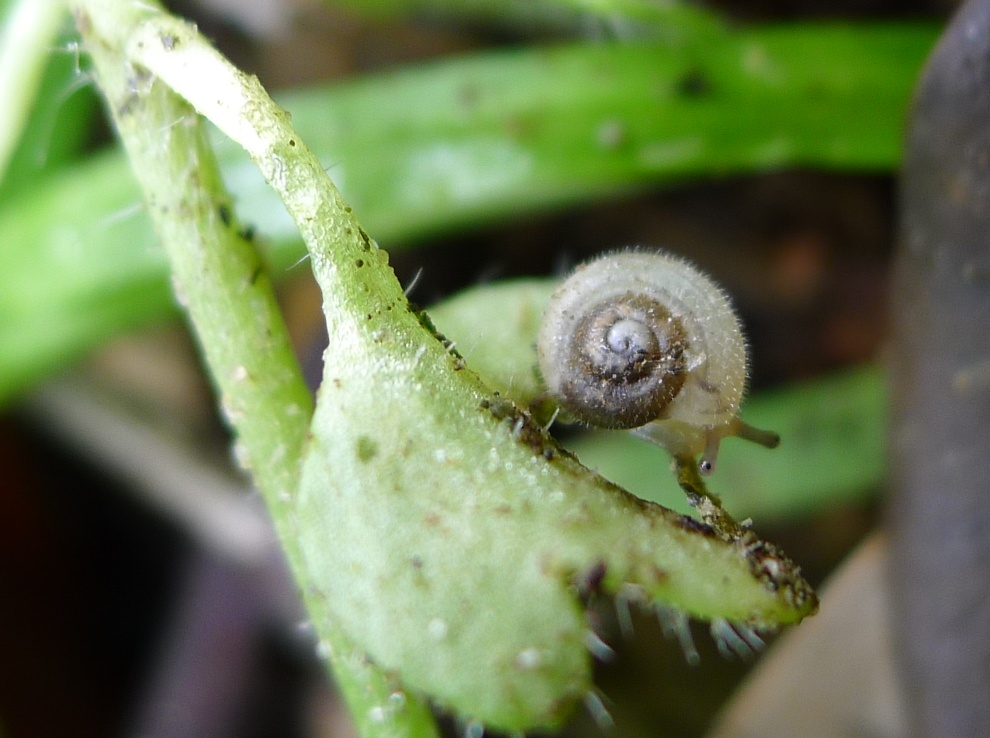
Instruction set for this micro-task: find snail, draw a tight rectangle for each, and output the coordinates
[536,250,779,475]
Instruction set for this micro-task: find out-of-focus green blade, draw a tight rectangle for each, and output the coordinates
[0,40,100,199]
[0,0,100,192]
[255,24,937,244]
[0,25,937,405]
[323,0,728,39]
[568,367,887,522]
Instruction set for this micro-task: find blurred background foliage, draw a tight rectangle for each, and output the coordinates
[0,0,948,736]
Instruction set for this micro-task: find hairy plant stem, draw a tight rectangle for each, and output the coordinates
[73,1,440,736]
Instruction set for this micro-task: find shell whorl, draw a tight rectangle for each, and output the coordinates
[537,251,756,466]
[551,292,688,428]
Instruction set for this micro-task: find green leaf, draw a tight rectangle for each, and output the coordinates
[0,37,100,199]
[0,0,99,190]
[262,24,937,243]
[298,278,817,729]
[0,24,936,405]
[323,0,728,39]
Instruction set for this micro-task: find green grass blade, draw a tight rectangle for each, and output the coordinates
[256,24,938,243]
[323,0,728,39]
[0,25,937,405]
[0,33,100,200]
[0,0,70,184]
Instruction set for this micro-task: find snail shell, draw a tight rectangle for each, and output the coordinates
[537,250,778,474]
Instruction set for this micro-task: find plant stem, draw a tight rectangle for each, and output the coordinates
[73,1,440,736]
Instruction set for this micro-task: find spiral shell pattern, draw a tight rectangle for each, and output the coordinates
[537,250,752,464]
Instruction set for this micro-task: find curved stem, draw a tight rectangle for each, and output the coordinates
[73,1,440,737]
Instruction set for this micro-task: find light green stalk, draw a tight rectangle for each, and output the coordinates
[74,1,439,736]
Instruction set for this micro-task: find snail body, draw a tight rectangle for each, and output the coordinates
[537,250,778,474]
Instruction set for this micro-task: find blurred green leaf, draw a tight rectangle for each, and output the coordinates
[0,34,100,199]
[569,367,887,521]
[0,24,937,404]
[267,24,936,243]
[0,0,100,191]
[323,0,728,39]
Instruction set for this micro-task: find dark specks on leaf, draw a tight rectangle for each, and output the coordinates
[480,396,557,459]
[676,67,713,97]
[412,307,462,359]
[458,83,480,109]
[743,538,818,612]
[358,228,373,250]
[116,92,139,118]
[572,560,608,600]
[672,514,718,537]
[356,435,378,462]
